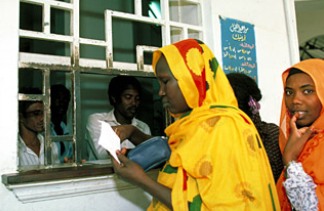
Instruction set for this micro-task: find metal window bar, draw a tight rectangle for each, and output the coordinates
[136,45,159,72]
[18,0,204,168]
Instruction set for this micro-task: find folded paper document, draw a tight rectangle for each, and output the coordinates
[98,121,121,164]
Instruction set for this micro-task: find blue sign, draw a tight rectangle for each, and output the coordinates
[220,16,258,82]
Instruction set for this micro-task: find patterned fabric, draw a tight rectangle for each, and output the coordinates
[149,39,280,211]
[276,58,324,211]
[283,161,318,211]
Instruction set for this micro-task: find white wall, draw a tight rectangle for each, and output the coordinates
[0,0,20,208]
[0,0,297,210]
[207,0,299,125]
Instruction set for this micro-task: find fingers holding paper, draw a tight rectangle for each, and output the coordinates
[111,148,147,186]
[98,121,121,163]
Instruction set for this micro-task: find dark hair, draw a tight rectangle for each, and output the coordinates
[51,84,71,101]
[287,68,304,80]
[108,76,142,106]
[19,87,42,116]
[226,73,262,117]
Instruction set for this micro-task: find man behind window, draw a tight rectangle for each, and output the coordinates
[86,76,151,160]
[18,87,59,168]
[50,84,73,163]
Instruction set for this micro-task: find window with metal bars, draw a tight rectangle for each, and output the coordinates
[4,0,204,185]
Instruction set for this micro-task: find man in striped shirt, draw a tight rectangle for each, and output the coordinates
[18,87,59,169]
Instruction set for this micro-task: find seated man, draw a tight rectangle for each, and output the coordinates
[86,76,151,160]
[50,84,73,163]
[18,87,59,168]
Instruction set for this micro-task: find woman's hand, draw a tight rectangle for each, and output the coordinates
[111,148,173,209]
[111,148,148,186]
[283,113,315,165]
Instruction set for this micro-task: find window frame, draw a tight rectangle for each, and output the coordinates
[2,0,205,202]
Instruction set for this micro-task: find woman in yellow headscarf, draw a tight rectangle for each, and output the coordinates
[112,39,279,210]
[276,58,324,211]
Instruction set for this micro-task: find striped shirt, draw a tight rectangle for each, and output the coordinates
[18,134,59,169]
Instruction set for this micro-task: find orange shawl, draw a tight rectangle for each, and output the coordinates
[277,58,324,210]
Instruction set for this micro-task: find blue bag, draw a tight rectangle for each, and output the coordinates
[127,136,170,172]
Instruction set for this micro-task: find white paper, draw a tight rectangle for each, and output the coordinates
[98,121,121,163]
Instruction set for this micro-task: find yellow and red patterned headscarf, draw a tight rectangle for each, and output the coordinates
[150,39,279,211]
[152,38,237,112]
[277,58,324,211]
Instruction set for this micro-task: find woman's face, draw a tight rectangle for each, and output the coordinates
[155,55,191,115]
[285,72,322,127]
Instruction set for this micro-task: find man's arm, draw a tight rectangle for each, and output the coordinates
[113,125,152,145]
